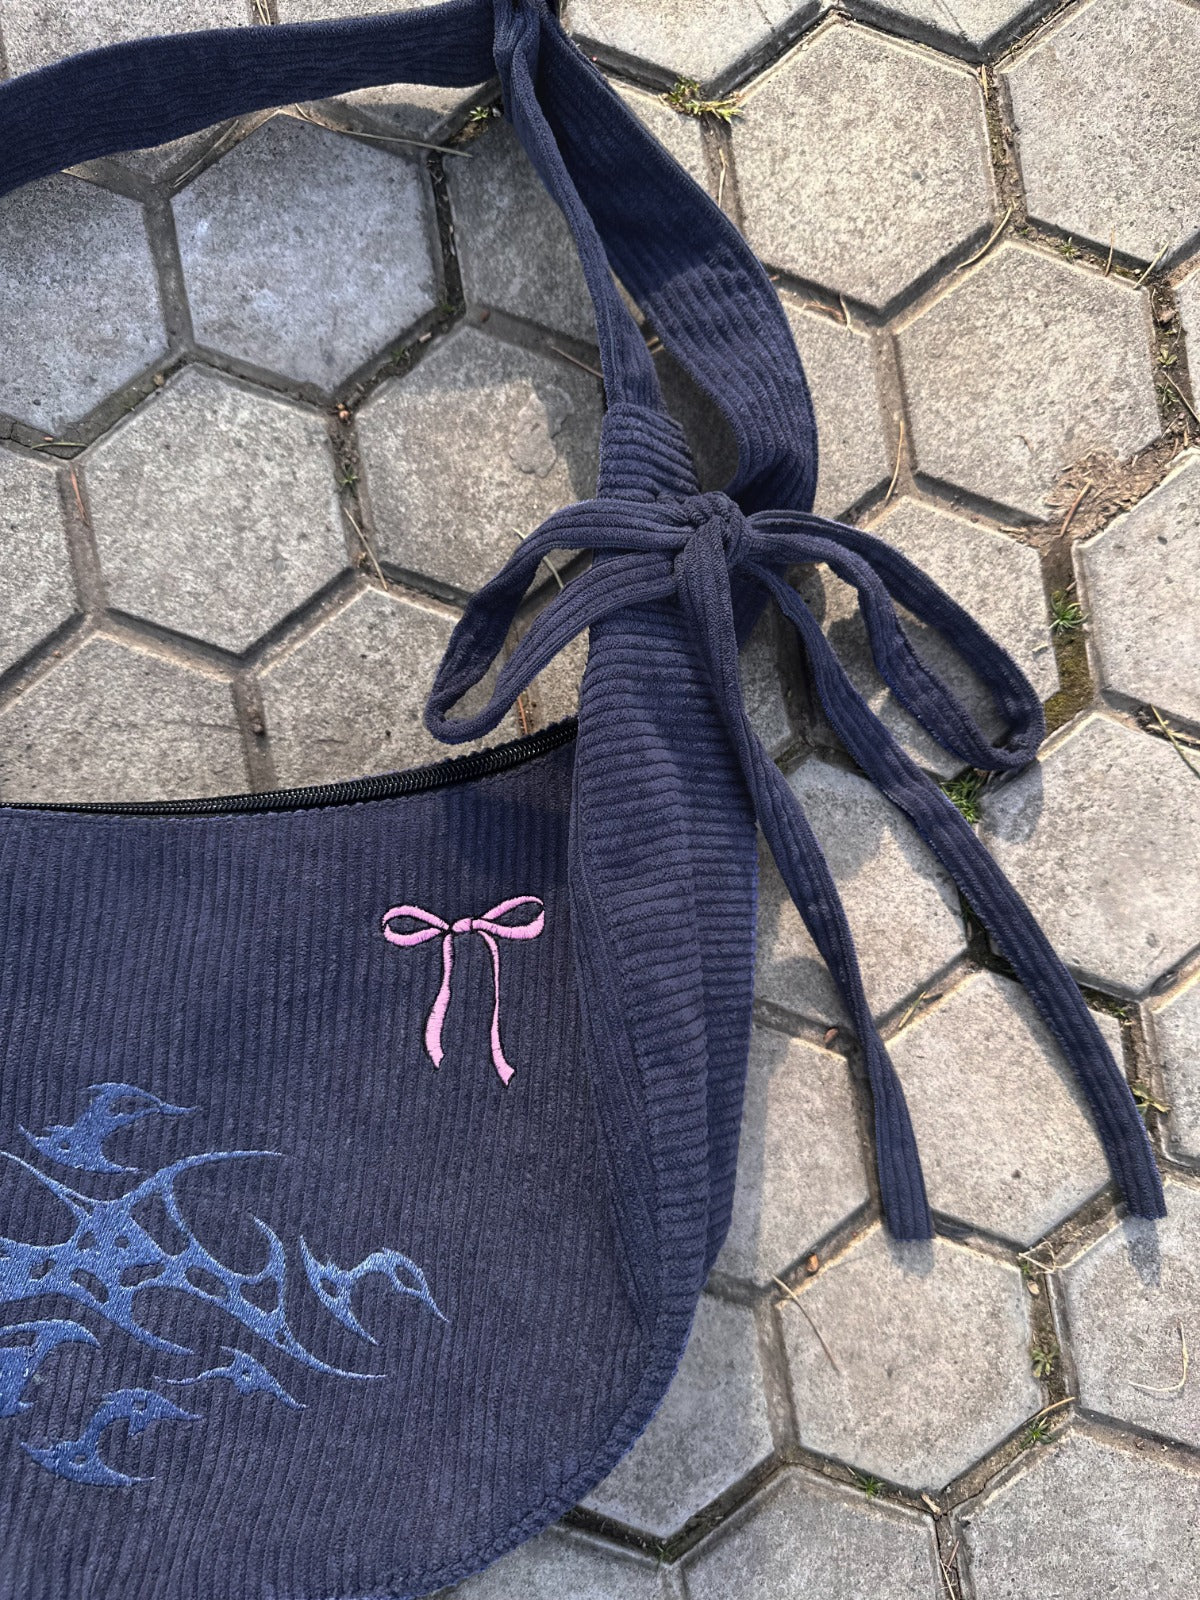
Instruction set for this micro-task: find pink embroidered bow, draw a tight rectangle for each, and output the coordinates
[380,897,545,1085]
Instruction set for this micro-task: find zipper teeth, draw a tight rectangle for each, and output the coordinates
[2,720,578,819]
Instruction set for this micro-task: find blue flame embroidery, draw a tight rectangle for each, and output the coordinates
[22,1388,200,1487]
[160,1348,303,1411]
[1,1085,446,1487]
[21,1082,193,1174]
[0,1320,99,1418]
[300,1243,447,1342]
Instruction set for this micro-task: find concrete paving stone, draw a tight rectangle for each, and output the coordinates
[958,1429,1200,1599]
[979,714,1200,997]
[897,244,1160,520]
[0,0,248,74]
[1075,450,1200,728]
[516,627,588,729]
[582,1295,772,1537]
[0,636,246,803]
[780,295,891,519]
[274,0,486,137]
[258,585,517,785]
[83,366,345,655]
[755,757,966,1027]
[683,1468,943,1600]
[562,0,795,84]
[794,497,1056,776]
[715,1024,869,1286]
[1182,267,1200,357]
[1062,1180,1200,1448]
[890,970,1114,1246]
[782,1227,1040,1488]
[738,608,794,757]
[852,0,1040,55]
[1004,0,1200,269]
[1151,972,1200,1162]
[736,25,994,313]
[0,450,77,675]
[357,327,602,595]
[0,175,165,432]
[446,121,596,343]
[611,83,711,194]
[173,114,439,389]
[446,1528,666,1599]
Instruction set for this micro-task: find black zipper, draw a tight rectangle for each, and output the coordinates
[1,719,578,819]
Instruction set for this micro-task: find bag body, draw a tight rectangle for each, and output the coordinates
[0,729,747,1598]
[0,2,1164,1596]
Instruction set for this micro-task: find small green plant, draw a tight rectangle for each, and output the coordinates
[1056,238,1080,260]
[468,104,499,125]
[1049,589,1087,635]
[1131,1082,1170,1117]
[1021,1416,1052,1449]
[663,77,742,123]
[853,1472,884,1499]
[940,771,985,824]
[1031,1342,1058,1379]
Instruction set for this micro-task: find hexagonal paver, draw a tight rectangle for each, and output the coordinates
[958,1430,1200,1599]
[890,971,1114,1246]
[582,1295,771,1537]
[446,121,595,343]
[448,1528,665,1598]
[173,115,439,389]
[611,83,711,195]
[794,497,1057,776]
[357,327,602,594]
[781,1228,1040,1489]
[1062,1180,1200,1447]
[1004,0,1200,268]
[258,585,517,784]
[0,0,247,74]
[275,0,486,137]
[979,714,1200,996]
[515,625,588,731]
[83,366,345,654]
[1151,972,1200,1161]
[1182,267,1200,354]
[755,758,966,1027]
[1076,451,1200,727]
[0,175,165,432]
[736,25,994,312]
[738,609,794,757]
[781,296,891,518]
[897,244,1160,519]
[854,0,1038,56]
[0,636,246,803]
[683,1469,942,1600]
[0,449,77,674]
[563,0,795,84]
[716,1024,868,1285]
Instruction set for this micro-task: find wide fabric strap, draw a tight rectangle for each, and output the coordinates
[0,0,1163,1248]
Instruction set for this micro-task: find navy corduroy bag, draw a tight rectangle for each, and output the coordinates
[0,3,1164,1597]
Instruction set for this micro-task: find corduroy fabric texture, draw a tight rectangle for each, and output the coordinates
[0,2,1165,1597]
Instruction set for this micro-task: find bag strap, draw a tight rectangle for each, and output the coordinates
[0,0,1164,1241]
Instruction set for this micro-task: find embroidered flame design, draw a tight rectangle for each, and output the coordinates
[0,1083,445,1487]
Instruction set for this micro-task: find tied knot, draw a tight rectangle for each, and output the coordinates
[678,490,751,575]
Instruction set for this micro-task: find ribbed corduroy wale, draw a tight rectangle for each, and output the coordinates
[0,1,1165,1596]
